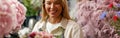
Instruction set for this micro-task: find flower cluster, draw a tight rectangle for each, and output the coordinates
[100,2,120,35]
[29,32,37,38]
[0,0,26,36]
[110,11,120,35]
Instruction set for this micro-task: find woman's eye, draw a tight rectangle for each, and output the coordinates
[45,2,51,5]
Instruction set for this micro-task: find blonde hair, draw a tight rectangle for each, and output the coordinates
[41,0,71,22]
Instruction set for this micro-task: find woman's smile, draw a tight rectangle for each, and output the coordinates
[50,10,57,14]
[45,0,62,18]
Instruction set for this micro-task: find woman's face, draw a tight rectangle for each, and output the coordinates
[44,0,62,18]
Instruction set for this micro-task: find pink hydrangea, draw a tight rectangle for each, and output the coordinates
[0,0,26,37]
[74,0,120,38]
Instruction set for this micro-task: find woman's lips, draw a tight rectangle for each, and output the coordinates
[50,10,57,14]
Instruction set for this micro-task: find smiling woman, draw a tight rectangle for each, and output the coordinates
[45,0,62,18]
[41,0,70,22]
[44,0,63,24]
[31,0,83,38]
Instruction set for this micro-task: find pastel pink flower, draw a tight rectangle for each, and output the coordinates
[0,0,26,36]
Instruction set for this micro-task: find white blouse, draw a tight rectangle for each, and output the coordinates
[46,21,61,33]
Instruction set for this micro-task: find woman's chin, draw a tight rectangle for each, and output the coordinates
[49,15,56,18]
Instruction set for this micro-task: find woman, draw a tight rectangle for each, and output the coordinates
[31,0,83,38]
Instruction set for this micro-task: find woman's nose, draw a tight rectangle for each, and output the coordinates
[50,3,55,9]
